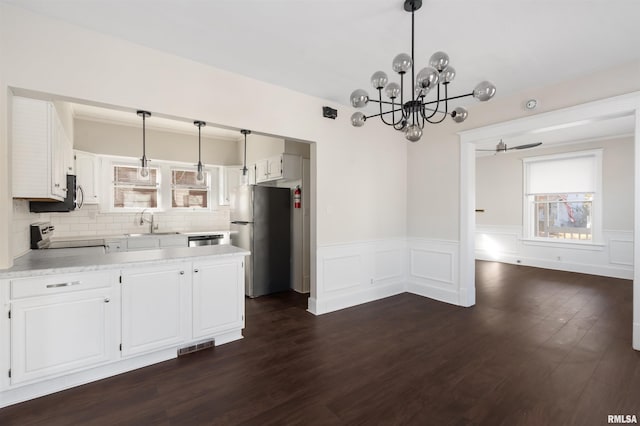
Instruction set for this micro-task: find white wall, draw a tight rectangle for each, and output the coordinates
[0,5,407,314]
[75,119,241,166]
[241,134,285,166]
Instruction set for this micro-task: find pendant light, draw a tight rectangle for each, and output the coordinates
[240,129,251,185]
[194,120,206,182]
[137,110,151,177]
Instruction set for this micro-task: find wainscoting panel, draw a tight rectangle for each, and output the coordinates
[323,255,362,293]
[610,239,634,266]
[409,249,454,285]
[475,225,634,279]
[374,249,404,284]
[309,239,406,315]
[406,239,460,306]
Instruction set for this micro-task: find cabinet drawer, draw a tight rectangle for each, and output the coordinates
[10,271,114,299]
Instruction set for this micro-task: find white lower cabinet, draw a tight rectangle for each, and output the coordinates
[120,263,190,357]
[1,254,246,407]
[192,258,244,338]
[9,276,117,385]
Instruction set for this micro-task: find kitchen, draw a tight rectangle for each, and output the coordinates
[12,98,311,292]
[2,94,313,407]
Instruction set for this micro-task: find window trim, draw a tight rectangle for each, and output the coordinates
[169,167,211,210]
[110,161,162,212]
[100,154,220,213]
[522,149,603,245]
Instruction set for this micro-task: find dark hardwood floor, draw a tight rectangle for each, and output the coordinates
[1,261,638,425]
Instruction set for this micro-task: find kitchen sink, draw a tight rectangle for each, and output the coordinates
[125,232,182,237]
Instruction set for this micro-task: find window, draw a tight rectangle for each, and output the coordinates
[533,193,592,240]
[171,169,209,208]
[105,156,218,211]
[113,165,159,209]
[523,150,602,243]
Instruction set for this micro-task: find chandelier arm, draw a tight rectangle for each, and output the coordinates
[364,108,404,120]
[368,99,397,105]
[393,120,406,131]
[430,84,450,124]
[377,88,395,126]
[422,91,474,106]
[400,74,408,121]
[421,84,441,120]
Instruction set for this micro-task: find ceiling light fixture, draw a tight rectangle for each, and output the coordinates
[349,0,497,142]
[194,120,206,182]
[137,110,151,177]
[240,129,251,185]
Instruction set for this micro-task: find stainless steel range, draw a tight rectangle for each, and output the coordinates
[30,222,107,256]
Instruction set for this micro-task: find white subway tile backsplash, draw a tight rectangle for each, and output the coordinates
[12,199,230,258]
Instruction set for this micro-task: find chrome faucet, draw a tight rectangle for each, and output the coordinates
[139,209,157,233]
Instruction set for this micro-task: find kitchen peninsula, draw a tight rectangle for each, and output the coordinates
[0,245,250,408]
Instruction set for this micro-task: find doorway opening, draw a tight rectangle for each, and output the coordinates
[458,92,640,350]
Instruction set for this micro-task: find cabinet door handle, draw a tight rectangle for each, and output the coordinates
[46,281,81,289]
[180,271,185,275]
[54,183,60,188]
[194,269,199,273]
[104,298,110,303]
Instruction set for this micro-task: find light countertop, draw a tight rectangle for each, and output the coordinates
[0,245,250,279]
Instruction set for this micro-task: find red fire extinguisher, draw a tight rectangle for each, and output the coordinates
[293,186,301,209]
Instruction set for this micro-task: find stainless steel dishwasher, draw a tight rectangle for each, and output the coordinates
[187,234,225,247]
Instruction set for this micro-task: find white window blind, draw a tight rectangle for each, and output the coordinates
[525,154,597,195]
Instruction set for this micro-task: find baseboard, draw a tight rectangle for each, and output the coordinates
[406,281,459,306]
[307,297,318,315]
[0,347,177,408]
[212,330,243,346]
[475,252,634,280]
[310,282,405,315]
[634,323,640,351]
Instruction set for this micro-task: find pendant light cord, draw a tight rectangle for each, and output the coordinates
[142,113,146,158]
[243,133,247,175]
[240,129,251,175]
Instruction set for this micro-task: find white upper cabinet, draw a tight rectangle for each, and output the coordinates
[74,150,100,204]
[219,166,243,206]
[254,153,301,183]
[12,96,72,201]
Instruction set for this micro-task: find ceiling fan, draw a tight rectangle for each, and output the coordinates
[477,139,542,153]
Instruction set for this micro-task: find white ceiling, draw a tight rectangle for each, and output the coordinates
[474,114,635,156]
[3,0,640,107]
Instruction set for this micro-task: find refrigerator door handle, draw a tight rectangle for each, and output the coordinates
[231,221,250,225]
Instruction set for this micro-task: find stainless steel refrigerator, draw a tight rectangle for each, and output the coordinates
[230,185,291,298]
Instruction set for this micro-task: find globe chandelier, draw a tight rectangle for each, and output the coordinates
[349,0,497,142]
